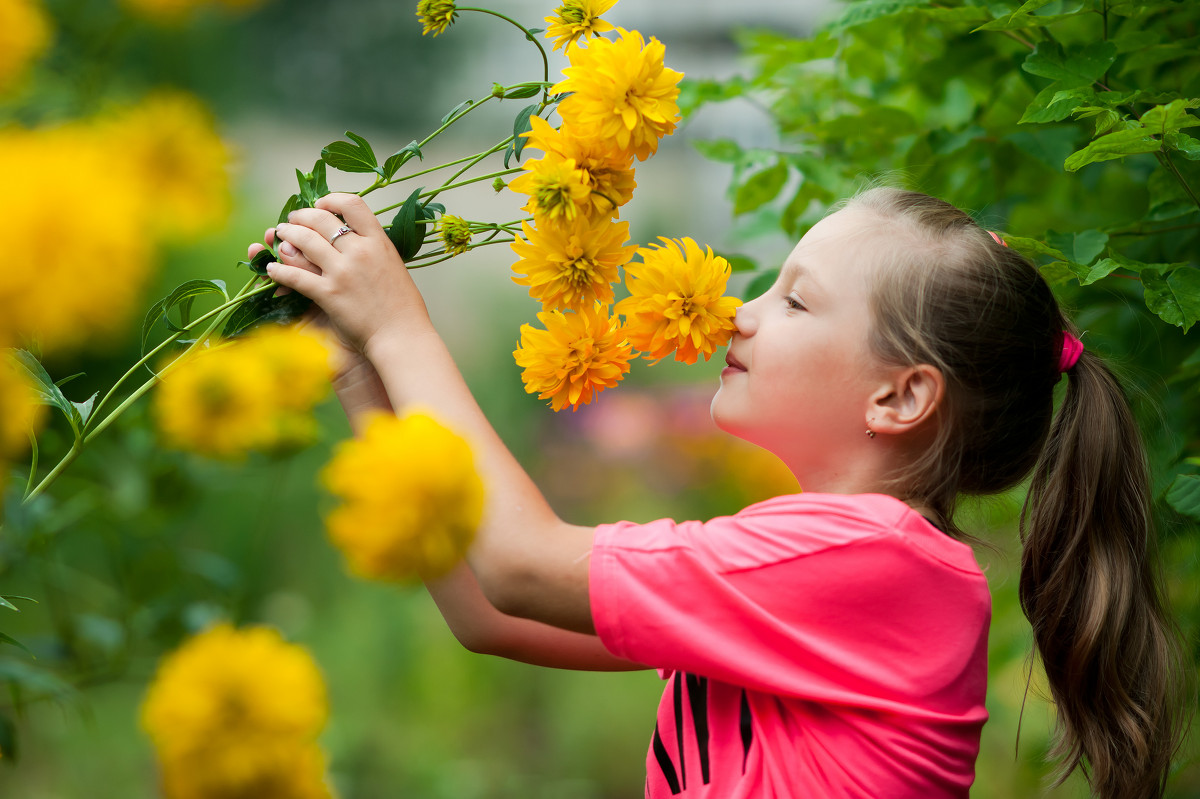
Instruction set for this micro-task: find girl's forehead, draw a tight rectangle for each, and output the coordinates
[787,209,893,283]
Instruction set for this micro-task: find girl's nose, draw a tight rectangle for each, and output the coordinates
[734,297,759,336]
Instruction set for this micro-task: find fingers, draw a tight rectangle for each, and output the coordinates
[265,260,323,300]
[315,193,383,237]
[275,220,339,267]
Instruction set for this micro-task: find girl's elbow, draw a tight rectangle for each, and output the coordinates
[474,557,535,620]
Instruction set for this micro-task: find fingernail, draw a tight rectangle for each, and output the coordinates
[280,241,298,257]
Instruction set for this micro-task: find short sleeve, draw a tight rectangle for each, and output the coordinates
[588,495,990,716]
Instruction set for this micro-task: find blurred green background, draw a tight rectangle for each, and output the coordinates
[1,0,1197,797]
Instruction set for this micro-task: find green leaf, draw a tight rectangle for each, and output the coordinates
[824,0,927,33]
[440,98,475,126]
[321,131,382,175]
[0,632,32,657]
[245,248,276,278]
[501,82,550,100]
[691,138,744,164]
[975,0,1086,31]
[0,598,17,612]
[1018,85,1095,124]
[71,393,98,428]
[383,141,424,179]
[1079,257,1123,285]
[7,350,83,437]
[1138,99,1200,136]
[1165,131,1200,160]
[678,77,746,116]
[1064,127,1161,172]
[1142,266,1200,332]
[0,596,34,611]
[141,280,230,351]
[505,104,540,168]
[278,193,305,224]
[221,289,314,339]
[734,161,789,215]
[1021,41,1117,89]
[386,189,436,262]
[1003,235,1067,262]
[1046,229,1108,266]
[1166,474,1200,520]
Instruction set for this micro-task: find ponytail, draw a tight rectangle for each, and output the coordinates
[1021,349,1188,799]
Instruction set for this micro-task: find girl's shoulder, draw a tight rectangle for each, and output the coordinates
[730,492,982,577]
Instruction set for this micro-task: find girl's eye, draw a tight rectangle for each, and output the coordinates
[786,295,806,311]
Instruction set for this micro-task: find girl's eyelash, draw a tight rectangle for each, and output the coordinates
[786,295,806,311]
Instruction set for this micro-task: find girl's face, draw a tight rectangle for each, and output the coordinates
[710,207,891,481]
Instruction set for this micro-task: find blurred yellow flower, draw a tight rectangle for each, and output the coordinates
[615,237,742,364]
[552,28,683,162]
[0,0,51,95]
[0,356,45,458]
[438,214,473,255]
[544,0,616,51]
[321,411,484,581]
[97,91,232,240]
[0,124,154,354]
[513,303,633,411]
[416,0,457,36]
[123,0,265,23]
[509,151,592,224]
[522,116,636,220]
[154,326,332,459]
[141,624,331,799]
[510,217,635,311]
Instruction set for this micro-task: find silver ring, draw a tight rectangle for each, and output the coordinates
[329,224,354,244]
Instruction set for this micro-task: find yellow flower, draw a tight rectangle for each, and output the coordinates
[508,152,592,224]
[0,123,154,354]
[510,217,636,311]
[141,624,331,799]
[552,28,683,162]
[615,237,742,364]
[0,0,51,95]
[321,411,484,582]
[95,91,231,240]
[522,116,636,219]
[153,327,332,459]
[438,214,473,255]
[513,304,633,411]
[416,0,457,36]
[544,0,617,51]
[0,355,45,458]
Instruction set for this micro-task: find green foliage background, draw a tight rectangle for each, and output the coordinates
[1,1,1198,797]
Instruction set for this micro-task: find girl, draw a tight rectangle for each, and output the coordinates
[256,187,1187,798]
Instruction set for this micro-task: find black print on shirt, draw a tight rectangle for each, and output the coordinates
[650,672,754,795]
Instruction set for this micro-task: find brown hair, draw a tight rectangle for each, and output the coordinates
[843,187,1189,798]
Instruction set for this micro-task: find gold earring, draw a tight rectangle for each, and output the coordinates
[865,423,876,439]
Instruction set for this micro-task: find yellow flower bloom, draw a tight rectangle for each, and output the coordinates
[522,116,636,219]
[0,356,45,458]
[513,304,633,411]
[438,214,473,255]
[141,624,331,799]
[416,0,457,36]
[0,124,154,354]
[615,237,742,364]
[321,411,484,582]
[552,28,683,162]
[153,327,332,459]
[508,151,592,224]
[95,91,231,240]
[510,217,636,311]
[543,0,617,51]
[0,0,51,95]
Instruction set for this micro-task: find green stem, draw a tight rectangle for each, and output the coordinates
[419,169,522,200]
[25,281,275,504]
[406,236,517,268]
[86,276,259,431]
[24,431,39,496]
[421,137,520,207]
[1158,150,1200,213]
[459,7,550,89]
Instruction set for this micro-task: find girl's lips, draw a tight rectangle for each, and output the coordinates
[724,352,747,371]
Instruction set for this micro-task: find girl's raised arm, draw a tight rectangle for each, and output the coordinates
[266,194,620,644]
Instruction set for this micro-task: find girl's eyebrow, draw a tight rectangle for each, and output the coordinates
[781,262,822,294]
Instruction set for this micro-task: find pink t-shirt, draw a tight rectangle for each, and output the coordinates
[588,492,990,798]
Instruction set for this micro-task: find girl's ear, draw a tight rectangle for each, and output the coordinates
[867,364,944,436]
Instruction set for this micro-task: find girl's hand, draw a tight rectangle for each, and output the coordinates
[266,193,433,354]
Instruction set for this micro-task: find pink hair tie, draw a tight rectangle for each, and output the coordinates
[1059,332,1084,373]
[988,230,1008,247]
